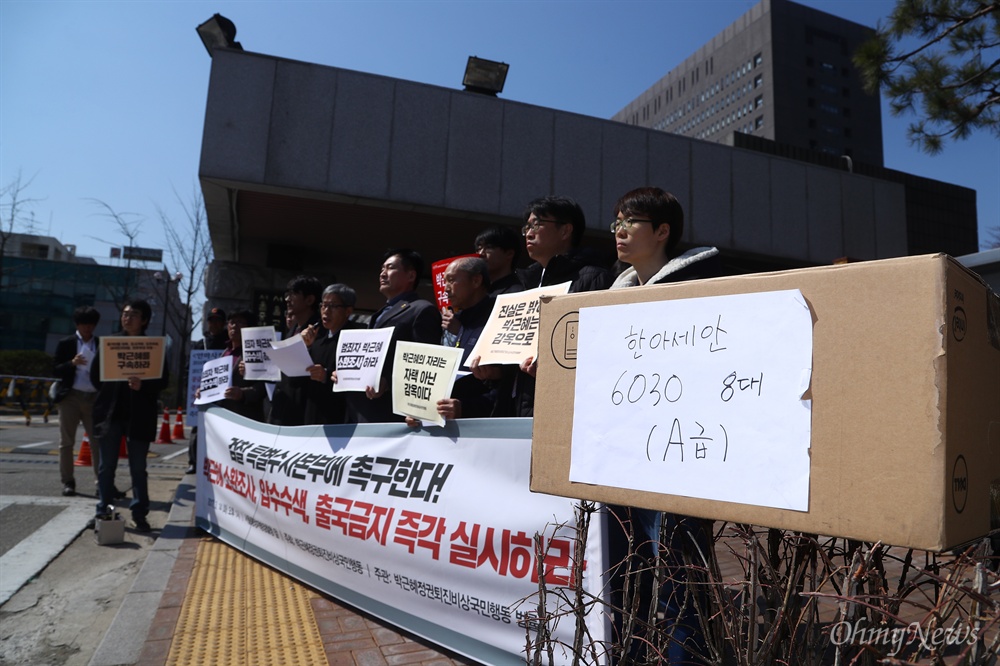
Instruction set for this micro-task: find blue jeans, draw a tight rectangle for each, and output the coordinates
[95,420,150,520]
[608,505,709,665]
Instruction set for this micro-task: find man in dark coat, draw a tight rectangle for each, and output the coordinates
[303,284,360,425]
[477,196,612,418]
[90,300,168,533]
[346,249,441,423]
[53,306,101,496]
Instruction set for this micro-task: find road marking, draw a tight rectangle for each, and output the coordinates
[161,449,187,462]
[18,441,55,449]
[0,495,95,605]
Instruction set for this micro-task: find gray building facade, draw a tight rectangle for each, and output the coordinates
[612,0,884,167]
[199,46,925,318]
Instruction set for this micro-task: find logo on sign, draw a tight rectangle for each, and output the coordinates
[952,455,968,513]
[952,306,967,342]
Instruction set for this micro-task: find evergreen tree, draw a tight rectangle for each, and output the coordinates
[854,0,1000,153]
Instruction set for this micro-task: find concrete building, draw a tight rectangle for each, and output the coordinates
[197,45,948,318]
[612,0,884,166]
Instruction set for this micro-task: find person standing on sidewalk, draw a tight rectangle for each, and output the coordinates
[90,300,168,533]
[52,306,101,496]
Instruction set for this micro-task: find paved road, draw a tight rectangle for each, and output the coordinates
[0,416,188,666]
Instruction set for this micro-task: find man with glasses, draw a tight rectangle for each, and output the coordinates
[607,186,721,665]
[476,196,611,418]
[303,284,359,424]
[89,300,167,533]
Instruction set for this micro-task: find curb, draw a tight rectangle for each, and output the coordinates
[88,474,198,666]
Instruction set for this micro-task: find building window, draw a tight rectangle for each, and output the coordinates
[754,74,763,88]
[819,102,839,114]
[21,243,48,259]
[754,53,763,67]
[755,116,764,129]
[755,95,763,109]
[820,61,836,72]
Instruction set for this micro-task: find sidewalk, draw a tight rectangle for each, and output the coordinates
[91,474,472,666]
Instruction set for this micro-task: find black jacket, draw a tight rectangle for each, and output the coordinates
[53,334,98,403]
[348,292,442,423]
[494,249,611,417]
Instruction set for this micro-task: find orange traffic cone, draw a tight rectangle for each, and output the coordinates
[118,435,128,459]
[74,434,93,467]
[172,408,185,440]
[156,409,173,444]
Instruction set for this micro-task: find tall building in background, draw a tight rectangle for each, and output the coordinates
[613,0,883,166]
[611,0,979,257]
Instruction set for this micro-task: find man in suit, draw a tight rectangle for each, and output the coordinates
[346,248,441,423]
[53,306,101,496]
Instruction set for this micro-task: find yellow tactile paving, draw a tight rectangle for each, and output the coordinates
[166,539,329,666]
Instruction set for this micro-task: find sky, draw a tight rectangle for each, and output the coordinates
[2,0,998,274]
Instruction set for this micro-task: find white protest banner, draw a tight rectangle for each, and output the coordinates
[241,326,281,382]
[187,349,223,416]
[268,335,313,377]
[391,341,463,426]
[570,289,813,512]
[196,409,609,665]
[467,282,571,366]
[333,327,394,392]
[98,337,166,382]
[194,356,234,405]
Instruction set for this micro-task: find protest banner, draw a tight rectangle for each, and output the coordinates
[196,408,609,664]
[97,336,166,382]
[194,356,234,405]
[466,282,571,366]
[333,327,394,392]
[187,349,224,416]
[241,326,281,382]
[431,254,479,311]
[391,341,463,426]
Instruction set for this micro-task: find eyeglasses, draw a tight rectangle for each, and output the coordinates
[121,311,141,319]
[610,217,655,233]
[320,303,346,311]
[521,218,561,236]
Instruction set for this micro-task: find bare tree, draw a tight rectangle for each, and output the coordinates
[158,186,214,407]
[87,198,146,309]
[0,170,43,282]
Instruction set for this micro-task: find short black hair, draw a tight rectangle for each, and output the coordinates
[614,187,685,255]
[285,275,323,310]
[72,306,100,326]
[523,195,586,246]
[228,309,256,327]
[382,248,425,288]
[474,225,521,265]
[124,299,153,333]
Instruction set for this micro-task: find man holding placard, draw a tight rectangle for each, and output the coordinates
[606,186,722,664]
[474,196,611,418]
[89,300,167,533]
[346,249,441,423]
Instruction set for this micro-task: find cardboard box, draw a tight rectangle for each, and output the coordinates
[94,513,125,545]
[531,254,1000,552]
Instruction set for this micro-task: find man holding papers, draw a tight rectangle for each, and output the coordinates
[346,249,441,423]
